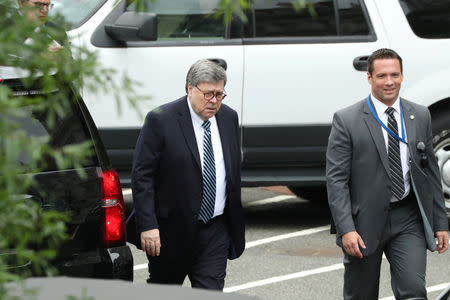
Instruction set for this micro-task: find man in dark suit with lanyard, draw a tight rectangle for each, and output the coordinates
[131,59,245,290]
[326,48,448,299]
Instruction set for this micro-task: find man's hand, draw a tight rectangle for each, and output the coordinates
[435,231,449,254]
[141,229,161,256]
[48,44,64,52]
[342,231,366,259]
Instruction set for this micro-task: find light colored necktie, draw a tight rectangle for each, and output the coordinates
[199,120,216,223]
[386,107,405,201]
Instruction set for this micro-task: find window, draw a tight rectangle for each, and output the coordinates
[399,0,450,39]
[50,0,106,30]
[338,0,371,36]
[249,0,370,37]
[127,0,226,40]
[12,92,96,171]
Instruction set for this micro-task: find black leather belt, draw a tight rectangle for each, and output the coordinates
[389,192,415,209]
[197,214,224,226]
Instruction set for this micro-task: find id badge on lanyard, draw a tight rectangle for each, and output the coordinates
[366,95,407,144]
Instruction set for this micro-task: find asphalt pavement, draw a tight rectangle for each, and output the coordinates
[124,187,450,300]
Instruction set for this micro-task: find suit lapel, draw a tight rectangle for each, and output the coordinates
[215,109,232,183]
[401,99,417,156]
[177,97,201,170]
[363,99,390,176]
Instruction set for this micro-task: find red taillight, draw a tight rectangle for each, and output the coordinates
[100,169,126,246]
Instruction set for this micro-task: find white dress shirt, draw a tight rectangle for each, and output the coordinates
[371,94,410,201]
[187,97,226,217]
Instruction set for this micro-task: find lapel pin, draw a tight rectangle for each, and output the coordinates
[410,115,415,120]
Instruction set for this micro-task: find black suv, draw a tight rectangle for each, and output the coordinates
[1,69,133,280]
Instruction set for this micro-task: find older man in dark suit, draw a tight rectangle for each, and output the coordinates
[326,48,448,299]
[131,59,245,290]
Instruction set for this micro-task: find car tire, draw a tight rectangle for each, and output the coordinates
[432,110,450,220]
[288,186,328,203]
[288,186,335,233]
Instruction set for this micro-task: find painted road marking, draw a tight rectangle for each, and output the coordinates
[124,190,296,205]
[224,263,344,293]
[224,262,447,295]
[243,195,296,207]
[246,225,329,249]
[133,193,325,274]
[122,188,132,196]
[124,190,297,204]
[134,264,147,271]
[224,252,388,292]
[134,225,329,270]
[378,282,449,300]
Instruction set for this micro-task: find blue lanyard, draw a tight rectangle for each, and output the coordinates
[367,95,407,144]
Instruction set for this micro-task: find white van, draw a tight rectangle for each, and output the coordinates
[52,0,449,207]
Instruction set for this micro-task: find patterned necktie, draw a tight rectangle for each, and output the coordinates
[386,107,405,201]
[199,120,216,223]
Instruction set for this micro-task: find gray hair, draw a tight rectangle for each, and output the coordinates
[185,59,227,93]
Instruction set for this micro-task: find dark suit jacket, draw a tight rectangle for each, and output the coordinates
[326,98,448,256]
[131,96,245,261]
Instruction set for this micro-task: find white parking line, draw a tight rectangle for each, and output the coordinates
[246,225,329,249]
[134,263,147,271]
[243,195,296,207]
[124,190,296,204]
[122,188,132,196]
[378,282,450,300]
[224,263,344,293]
[133,225,329,270]
[225,269,449,295]
[132,194,324,273]
[126,192,297,220]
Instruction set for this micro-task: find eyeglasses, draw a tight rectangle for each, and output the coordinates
[195,86,227,102]
[28,0,54,10]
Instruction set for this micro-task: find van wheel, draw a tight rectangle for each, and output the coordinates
[432,111,450,212]
[288,186,328,203]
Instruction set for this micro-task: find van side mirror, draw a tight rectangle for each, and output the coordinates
[105,12,157,42]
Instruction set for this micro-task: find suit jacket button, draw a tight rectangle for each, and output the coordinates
[193,214,198,220]
[384,206,389,212]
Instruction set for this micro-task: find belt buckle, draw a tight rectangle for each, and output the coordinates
[389,201,401,209]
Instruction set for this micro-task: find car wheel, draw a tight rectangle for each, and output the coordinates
[288,186,328,203]
[289,186,335,232]
[432,111,450,220]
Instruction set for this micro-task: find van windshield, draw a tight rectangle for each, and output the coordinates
[49,0,106,30]
[126,0,226,40]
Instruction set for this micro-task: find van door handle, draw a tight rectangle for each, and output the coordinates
[353,56,369,71]
[207,58,227,71]
[15,194,45,207]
